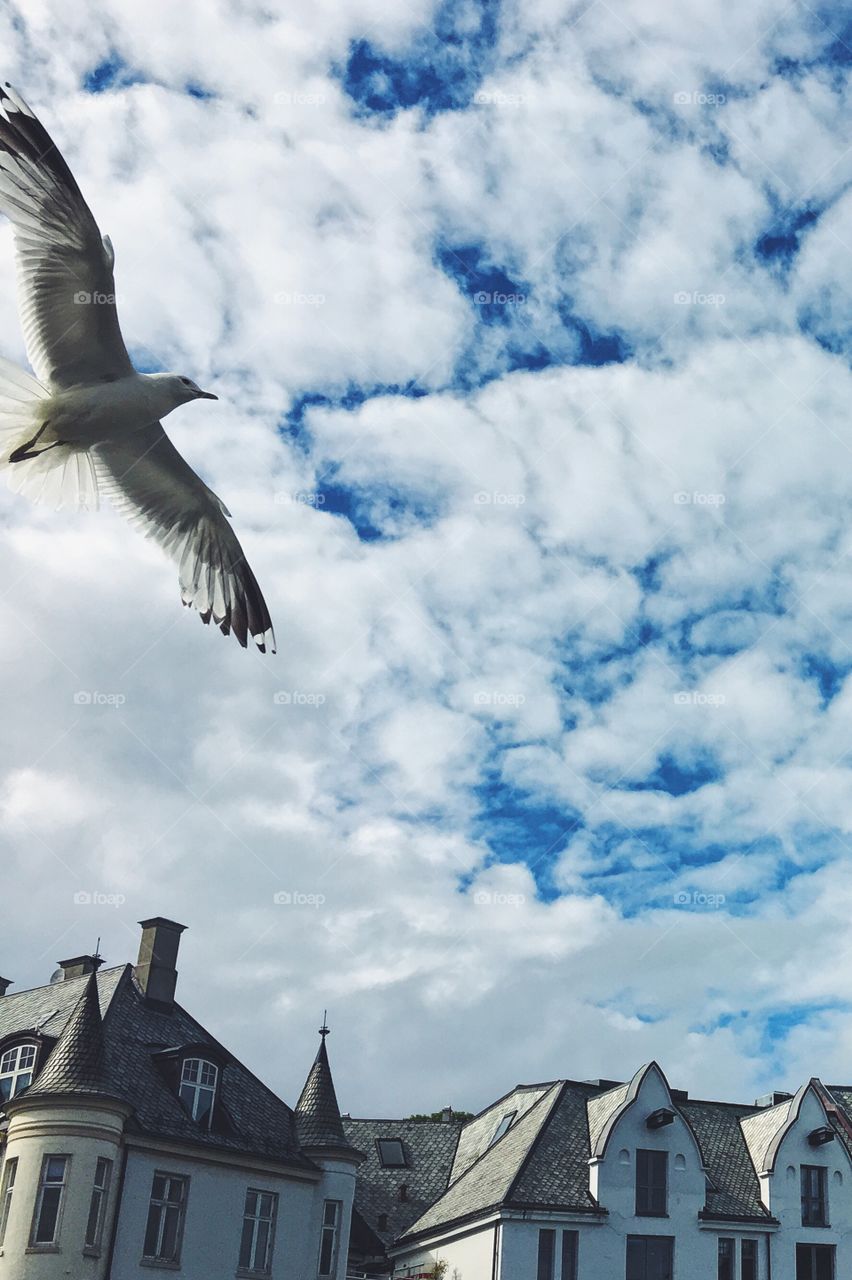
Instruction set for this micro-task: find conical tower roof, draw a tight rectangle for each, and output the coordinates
[295,1022,358,1154]
[21,970,122,1101]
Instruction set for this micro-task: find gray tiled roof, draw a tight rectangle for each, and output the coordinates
[740,1096,794,1174]
[343,1117,462,1252]
[296,1038,359,1154]
[682,1099,770,1220]
[508,1082,601,1211]
[450,1084,552,1183]
[0,965,316,1172]
[20,970,120,1101]
[400,1084,563,1241]
[587,1080,630,1154]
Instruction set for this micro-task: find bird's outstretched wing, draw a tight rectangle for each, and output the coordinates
[94,424,276,653]
[0,83,133,388]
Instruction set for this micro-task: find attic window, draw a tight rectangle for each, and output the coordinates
[0,1043,37,1101]
[377,1139,407,1168]
[489,1111,517,1146]
[179,1057,218,1128]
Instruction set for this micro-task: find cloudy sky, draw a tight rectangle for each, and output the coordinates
[2,0,852,1117]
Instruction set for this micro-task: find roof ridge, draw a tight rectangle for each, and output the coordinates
[504,1081,568,1204]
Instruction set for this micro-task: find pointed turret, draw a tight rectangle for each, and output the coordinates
[19,970,121,1101]
[295,1018,359,1155]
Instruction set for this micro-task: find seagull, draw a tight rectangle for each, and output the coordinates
[0,83,275,653]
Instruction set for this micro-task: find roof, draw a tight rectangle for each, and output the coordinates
[19,970,120,1101]
[0,965,317,1172]
[296,1036,359,1155]
[343,1117,463,1253]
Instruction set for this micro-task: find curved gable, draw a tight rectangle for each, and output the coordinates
[591,1062,703,1167]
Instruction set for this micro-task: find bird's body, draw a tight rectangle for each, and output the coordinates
[0,82,276,652]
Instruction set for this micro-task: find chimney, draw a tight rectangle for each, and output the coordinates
[0,976,12,996]
[56,954,103,981]
[134,918,187,1007]
[441,1107,453,1123]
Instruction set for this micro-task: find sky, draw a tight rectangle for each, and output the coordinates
[2,0,852,1118]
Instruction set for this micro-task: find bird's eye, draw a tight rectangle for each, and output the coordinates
[180,377,191,386]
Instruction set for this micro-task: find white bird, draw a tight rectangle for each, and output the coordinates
[0,83,275,653]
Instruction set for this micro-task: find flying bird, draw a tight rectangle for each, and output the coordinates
[0,83,275,652]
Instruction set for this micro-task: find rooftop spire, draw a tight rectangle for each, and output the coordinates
[20,970,120,1102]
[295,1021,358,1154]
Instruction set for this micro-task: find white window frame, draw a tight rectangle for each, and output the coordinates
[29,1154,70,1247]
[142,1171,189,1264]
[84,1155,112,1252]
[0,1156,17,1246]
[238,1187,278,1275]
[179,1057,218,1128]
[0,1042,37,1100]
[317,1199,342,1277]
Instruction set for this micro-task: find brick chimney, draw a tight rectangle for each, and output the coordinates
[0,976,12,996]
[57,954,103,981]
[134,918,187,1007]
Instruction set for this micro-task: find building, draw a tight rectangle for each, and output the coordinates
[348,1063,852,1280]
[0,917,363,1280]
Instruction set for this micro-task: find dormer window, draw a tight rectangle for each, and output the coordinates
[0,1043,37,1101]
[179,1057,218,1128]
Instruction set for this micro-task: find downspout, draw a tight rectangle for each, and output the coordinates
[765,1231,771,1280]
[491,1221,499,1280]
[104,1143,129,1279]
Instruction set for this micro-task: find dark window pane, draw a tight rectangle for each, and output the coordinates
[319,1228,334,1274]
[718,1237,734,1280]
[741,1239,757,1280]
[34,1186,62,1243]
[537,1228,555,1280]
[143,1203,161,1257]
[161,1204,180,1260]
[627,1235,674,1280]
[239,1215,254,1268]
[636,1150,668,1216]
[561,1230,578,1280]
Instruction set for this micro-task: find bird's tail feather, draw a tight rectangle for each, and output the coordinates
[0,355,98,511]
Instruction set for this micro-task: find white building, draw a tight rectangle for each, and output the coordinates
[0,917,362,1280]
[346,1063,852,1280]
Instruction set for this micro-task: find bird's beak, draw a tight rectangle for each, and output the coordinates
[198,390,218,400]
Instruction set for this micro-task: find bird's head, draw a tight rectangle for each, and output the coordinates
[146,372,219,414]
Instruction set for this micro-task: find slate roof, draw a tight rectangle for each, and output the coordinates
[682,1099,769,1220]
[296,1037,360,1155]
[20,970,120,1101]
[343,1117,463,1252]
[0,964,318,1172]
[740,1095,794,1174]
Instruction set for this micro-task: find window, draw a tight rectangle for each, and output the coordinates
[84,1156,112,1251]
[0,1157,17,1247]
[238,1188,277,1275]
[318,1200,341,1277]
[796,1243,835,1280]
[0,1043,36,1101]
[801,1165,829,1226]
[490,1111,517,1146]
[561,1230,578,1280]
[30,1155,69,1246]
[142,1173,188,1264]
[376,1139,406,1168]
[718,1237,734,1280]
[741,1239,758,1280]
[626,1236,674,1280]
[179,1057,218,1128]
[537,1228,555,1280]
[636,1150,668,1216]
